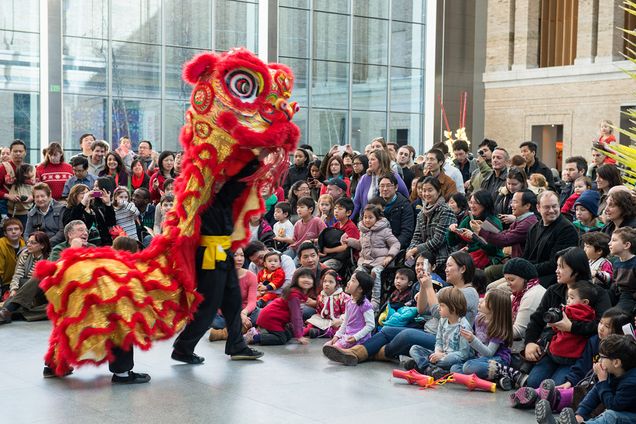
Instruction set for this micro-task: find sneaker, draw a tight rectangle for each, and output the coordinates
[535,399,557,424]
[243,327,259,345]
[112,371,151,384]
[426,366,449,380]
[498,376,513,391]
[171,350,205,364]
[307,328,321,339]
[509,387,538,409]
[43,365,74,378]
[557,408,577,424]
[399,356,417,371]
[0,308,12,324]
[537,379,558,409]
[230,348,264,361]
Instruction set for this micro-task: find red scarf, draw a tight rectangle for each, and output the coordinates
[511,278,539,321]
[131,173,144,189]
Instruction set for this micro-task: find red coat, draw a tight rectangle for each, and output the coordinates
[549,303,595,359]
[256,288,307,337]
[257,267,285,303]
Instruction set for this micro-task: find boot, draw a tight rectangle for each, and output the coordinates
[208,328,228,342]
[322,344,368,366]
[372,346,390,362]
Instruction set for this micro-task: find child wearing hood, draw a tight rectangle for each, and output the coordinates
[343,204,400,311]
[304,269,350,338]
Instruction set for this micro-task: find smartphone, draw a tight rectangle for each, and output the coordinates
[91,191,102,198]
[423,258,431,274]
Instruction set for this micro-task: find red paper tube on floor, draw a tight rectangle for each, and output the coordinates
[450,372,496,393]
[392,369,434,387]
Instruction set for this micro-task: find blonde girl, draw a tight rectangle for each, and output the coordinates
[318,193,336,227]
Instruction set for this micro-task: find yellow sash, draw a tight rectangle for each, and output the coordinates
[200,235,232,270]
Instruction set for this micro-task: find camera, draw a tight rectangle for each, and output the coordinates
[478,150,486,157]
[543,307,563,324]
[19,195,28,202]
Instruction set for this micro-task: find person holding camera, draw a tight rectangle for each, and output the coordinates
[520,248,611,388]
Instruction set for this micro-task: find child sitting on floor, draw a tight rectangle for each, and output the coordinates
[321,270,375,354]
[304,269,349,338]
[245,268,313,346]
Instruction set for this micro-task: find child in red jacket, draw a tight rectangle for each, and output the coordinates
[304,269,349,338]
[256,251,286,308]
[245,268,313,346]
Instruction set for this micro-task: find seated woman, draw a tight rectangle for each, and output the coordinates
[24,183,66,247]
[323,252,479,366]
[521,247,611,388]
[447,189,504,269]
[405,176,457,279]
[601,189,636,239]
[0,231,51,323]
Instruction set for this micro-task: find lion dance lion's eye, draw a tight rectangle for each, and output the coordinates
[225,68,262,103]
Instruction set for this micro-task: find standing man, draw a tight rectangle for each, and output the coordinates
[560,156,588,207]
[470,138,497,192]
[481,147,509,200]
[587,143,606,182]
[396,146,415,190]
[520,141,556,191]
[433,142,465,194]
[137,140,158,174]
[88,140,108,176]
[171,160,264,364]
[422,148,457,201]
[452,139,476,192]
[71,133,96,161]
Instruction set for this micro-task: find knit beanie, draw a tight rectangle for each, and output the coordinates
[573,190,600,217]
[502,258,538,281]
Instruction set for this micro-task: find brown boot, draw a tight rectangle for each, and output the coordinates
[322,343,368,366]
[208,328,228,342]
[372,346,390,362]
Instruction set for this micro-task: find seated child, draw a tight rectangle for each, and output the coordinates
[573,190,603,233]
[451,288,513,381]
[320,197,360,271]
[322,270,375,353]
[561,176,591,216]
[378,268,416,327]
[304,269,349,338]
[406,287,472,379]
[286,196,327,258]
[535,334,636,424]
[273,201,294,252]
[112,186,140,241]
[152,194,174,235]
[582,232,613,289]
[609,227,636,314]
[318,194,337,228]
[248,213,275,249]
[245,268,313,346]
[256,251,286,308]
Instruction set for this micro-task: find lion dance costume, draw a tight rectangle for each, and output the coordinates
[35,48,300,376]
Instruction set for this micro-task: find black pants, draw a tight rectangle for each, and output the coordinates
[259,328,292,346]
[173,249,247,356]
[109,347,134,374]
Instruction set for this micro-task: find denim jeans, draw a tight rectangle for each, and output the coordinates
[362,327,436,359]
[409,346,462,371]
[450,356,506,380]
[586,410,636,424]
[526,354,572,388]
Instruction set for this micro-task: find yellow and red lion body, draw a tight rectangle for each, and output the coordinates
[35,48,300,375]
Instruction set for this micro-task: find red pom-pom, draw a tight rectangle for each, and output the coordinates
[217,111,239,132]
[34,260,59,280]
[183,52,218,85]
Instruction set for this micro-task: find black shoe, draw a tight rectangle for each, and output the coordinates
[171,350,205,364]
[426,365,449,380]
[230,348,264,361]
[498,376,513,391]
[112,371,151,384]
[307,328,321,339]
[43,365,73,378]
[0,308,12,324]
[400,357,417,371]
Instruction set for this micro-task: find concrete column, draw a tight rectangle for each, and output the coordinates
[485,0,514,72]
[596,0,622,62]
[574,0,597,64]
[48,0,62,142]
[512,0,541,70]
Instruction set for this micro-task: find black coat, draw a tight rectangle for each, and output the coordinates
[522,214,579,288]
[384,193,415,250]
[283,164,309,193]
[526,160,556,191]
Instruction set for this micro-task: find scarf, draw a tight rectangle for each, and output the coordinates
[421,196,445,218]
[131,173,144,189]
[511,277,539,321]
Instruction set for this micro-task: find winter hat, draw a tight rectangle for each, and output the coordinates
[573,189,600,217]
[324,178,347,192]
[502,258,538,281]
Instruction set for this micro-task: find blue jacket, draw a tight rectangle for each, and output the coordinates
[576,367,636,419]
[564,335,599,386]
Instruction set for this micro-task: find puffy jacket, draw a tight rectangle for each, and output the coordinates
[348,218,400,268]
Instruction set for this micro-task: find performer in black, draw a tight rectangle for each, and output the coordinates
[171,159,264,363]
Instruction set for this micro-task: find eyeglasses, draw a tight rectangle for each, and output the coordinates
[379,184,394,189]
[598,354,610,360]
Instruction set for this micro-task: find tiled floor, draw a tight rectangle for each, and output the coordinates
[1,321,537,424]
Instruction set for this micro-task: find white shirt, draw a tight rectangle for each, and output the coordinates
[444,161,465,194]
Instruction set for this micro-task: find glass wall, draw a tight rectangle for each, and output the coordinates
[62,0,258,155]
[278,0,426,155]
[0,0,40,162]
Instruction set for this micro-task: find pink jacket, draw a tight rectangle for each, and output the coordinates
[348,218,400,267]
